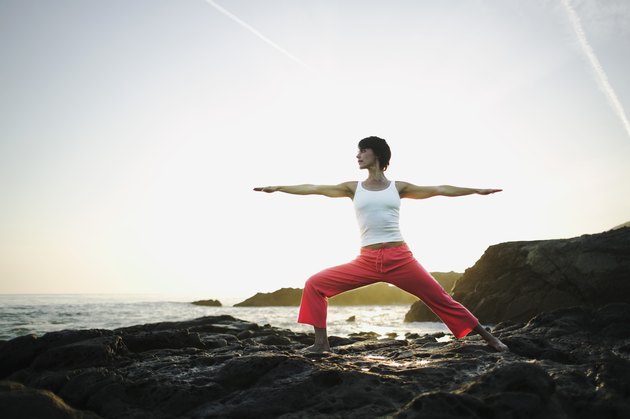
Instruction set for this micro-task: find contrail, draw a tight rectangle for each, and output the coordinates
[203,0,312,71]
[561,0,630,139]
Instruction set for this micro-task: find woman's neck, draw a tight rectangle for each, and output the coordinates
[364,168,388,184]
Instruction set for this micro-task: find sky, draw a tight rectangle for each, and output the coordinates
[1,0,629,304]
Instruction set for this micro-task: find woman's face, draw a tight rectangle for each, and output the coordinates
[356,148,379,170]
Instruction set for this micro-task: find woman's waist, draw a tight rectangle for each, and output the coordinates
[361,241,406,250]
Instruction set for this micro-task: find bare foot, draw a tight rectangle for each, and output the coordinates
[487,338,509,352]
[301,344,331,354]
[472,324,509,352]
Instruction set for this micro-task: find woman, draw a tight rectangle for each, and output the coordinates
[254,136,508,353]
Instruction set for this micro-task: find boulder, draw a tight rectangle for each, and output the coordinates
[0,380,102,419]
[0,330,114,378]
[404,301,441,322]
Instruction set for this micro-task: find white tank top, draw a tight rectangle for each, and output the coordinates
[353,181,404,247]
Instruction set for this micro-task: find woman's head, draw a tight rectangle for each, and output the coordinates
[358,136,391,170]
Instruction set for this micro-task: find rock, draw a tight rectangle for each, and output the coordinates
[252,334,293,346]
[406,227,630,324]
[394,391,490,419]
[121,330,205,352]
[31,335,128,370]
[348,331,380,340]
[346,315,356,322]
[0,335,42,378]
[1,305,629,418]
[0,330,114,378]
[404,301,441,322]
[460,362,555,400]
[0,380,102,419]
[191,299,222,307]
[115,314,258,334]
[328,336,355,347]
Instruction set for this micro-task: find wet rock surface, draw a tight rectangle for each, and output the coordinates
[2,305,630,418]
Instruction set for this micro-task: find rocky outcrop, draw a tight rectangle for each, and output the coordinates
[234,273,461,307]
[404,300,442,323]
[1,304,629,418]
[233,287,303,307]
[406,227,630,324]
[191,299,222,307]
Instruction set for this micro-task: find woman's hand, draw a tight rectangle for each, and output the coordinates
[253,186,279,193]
[476,188,502,195]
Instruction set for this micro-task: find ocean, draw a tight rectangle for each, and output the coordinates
[0,294,449,341]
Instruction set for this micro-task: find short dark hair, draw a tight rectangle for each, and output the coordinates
[358,136,391,170]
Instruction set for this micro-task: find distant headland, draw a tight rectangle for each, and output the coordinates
[191,299,222,307]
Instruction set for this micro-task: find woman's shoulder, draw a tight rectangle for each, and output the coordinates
[341,181,359,193]
[394,180,407,191]
[332,181,358,198]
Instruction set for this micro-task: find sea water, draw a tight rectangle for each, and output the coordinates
[0,294,449,341]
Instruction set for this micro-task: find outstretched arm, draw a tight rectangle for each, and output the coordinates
[253,182,355,198]
[397,181,502,199]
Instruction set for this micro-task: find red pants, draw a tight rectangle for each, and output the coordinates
[297,244,478,338]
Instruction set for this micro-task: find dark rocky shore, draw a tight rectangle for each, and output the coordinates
[3,227,629,418]
[2,303,630,418]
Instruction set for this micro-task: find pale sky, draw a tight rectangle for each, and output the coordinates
[1,0,629,304]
